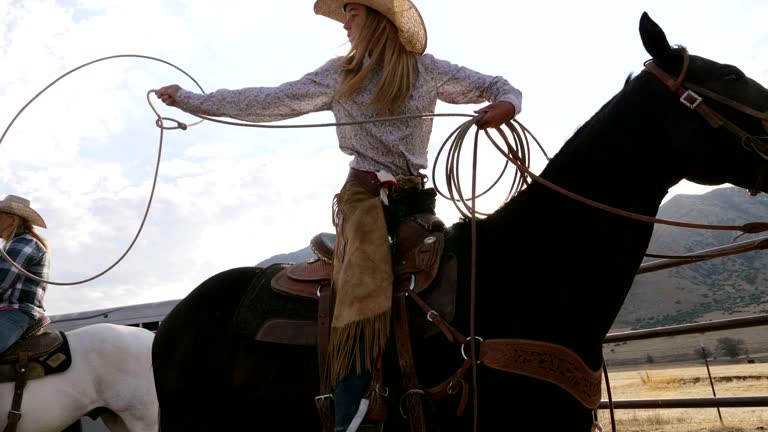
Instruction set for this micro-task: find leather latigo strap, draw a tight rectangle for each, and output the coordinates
[5,351,29,432]
[392,294,427,432]
[479,339,602,409]
[315,282,334,432]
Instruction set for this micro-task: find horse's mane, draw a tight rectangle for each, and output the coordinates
[453,43,695,237]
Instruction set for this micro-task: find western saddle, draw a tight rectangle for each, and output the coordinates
[266,216,603,431]
[0,315,71,432]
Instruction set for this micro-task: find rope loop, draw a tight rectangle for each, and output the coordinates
[155,117,188,130]
[0,54,206,286]
[3,53,767,286]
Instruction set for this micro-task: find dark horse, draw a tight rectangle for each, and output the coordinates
[152,13,768,431]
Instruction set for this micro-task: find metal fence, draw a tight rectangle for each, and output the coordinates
[596,237,768,431]
[600,313,768,410]
[47,236,768,430]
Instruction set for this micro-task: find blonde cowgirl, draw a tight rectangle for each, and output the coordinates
[156,1,522,430]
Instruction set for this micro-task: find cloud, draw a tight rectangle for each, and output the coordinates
[3,0,768,315]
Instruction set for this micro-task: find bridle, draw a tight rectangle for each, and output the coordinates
[467,50,768,246]
[643,49,768,196]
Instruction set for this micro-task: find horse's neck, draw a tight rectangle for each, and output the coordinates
[541,84,678,215]
[485,82,679,256]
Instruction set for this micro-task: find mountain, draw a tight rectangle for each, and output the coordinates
[256,186,768,330]
[614,186,768,330]
[257,247,316,267]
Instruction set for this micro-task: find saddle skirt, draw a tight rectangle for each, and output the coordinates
[0,316,72,382]
[273,222,445,299]
[264,226,458,345]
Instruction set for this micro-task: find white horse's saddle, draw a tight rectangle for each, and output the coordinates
[0,316,73,432]
[0,315,71,379]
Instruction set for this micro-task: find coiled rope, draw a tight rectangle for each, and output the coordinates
[4,55,765,293]
[5,54,766,432]
[0,54,541,287]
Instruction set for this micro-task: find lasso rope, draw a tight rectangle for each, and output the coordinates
[4,54,766,286]
[0,55,204,285]
[0,54,538,286]
[4,54,765,432]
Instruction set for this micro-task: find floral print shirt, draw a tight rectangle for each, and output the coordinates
[176,53,523,177]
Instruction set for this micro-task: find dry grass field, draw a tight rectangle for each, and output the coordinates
[595,361,768,431]
[595,325,768,431]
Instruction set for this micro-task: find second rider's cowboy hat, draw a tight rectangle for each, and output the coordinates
[314,0,427,54]
[0,195,47,228]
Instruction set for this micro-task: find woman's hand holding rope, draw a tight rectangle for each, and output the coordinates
[156,84,181,107]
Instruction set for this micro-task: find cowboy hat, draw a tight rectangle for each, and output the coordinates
[314,0,427,54]
[0,195,47,228]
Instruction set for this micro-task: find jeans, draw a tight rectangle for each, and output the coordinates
[334,339,371,431]
[0,309,33,353]
[334,368,370,430]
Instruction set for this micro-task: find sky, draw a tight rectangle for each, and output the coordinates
[1,0,767,315]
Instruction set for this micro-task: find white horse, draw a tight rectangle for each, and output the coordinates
[0,323,158,432]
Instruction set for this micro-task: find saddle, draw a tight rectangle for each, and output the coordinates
[263,217,457,345]
[0,315,72,432]
[260,220,602,430]
[263,216,456,432]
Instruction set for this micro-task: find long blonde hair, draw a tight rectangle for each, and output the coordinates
[1,213,48,251]
[336,7,417,115]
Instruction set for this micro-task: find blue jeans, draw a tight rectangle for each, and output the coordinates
[334,340,371,430]
[334,368,370,430]
[0,310,34,353]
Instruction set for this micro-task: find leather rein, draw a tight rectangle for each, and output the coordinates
[644,50,768,196]
[447,51,768,431]
[466,50,768,264]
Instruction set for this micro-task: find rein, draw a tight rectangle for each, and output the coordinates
[643,50,768,196]
[430,50,768,267]
[3,53,768,432]
[4,54,765,283]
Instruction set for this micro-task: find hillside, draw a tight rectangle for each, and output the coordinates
[256,186,768,330]
[614,186,768,330]
[257,248,316,267]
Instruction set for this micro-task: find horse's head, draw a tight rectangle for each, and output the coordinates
[639,12,768,195]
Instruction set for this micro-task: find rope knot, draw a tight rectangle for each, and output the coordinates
[155,117,188,130]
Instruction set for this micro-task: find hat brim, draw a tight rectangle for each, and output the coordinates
[0,203,46,228]
[314,0,427,54]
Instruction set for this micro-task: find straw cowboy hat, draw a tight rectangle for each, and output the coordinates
[314,0,427,54]
[0,195,46,228]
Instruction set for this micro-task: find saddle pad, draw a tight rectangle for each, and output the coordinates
[255,319,317,346]
[0,332,72,382]
[0,331,63,363]
[235,264,318,340]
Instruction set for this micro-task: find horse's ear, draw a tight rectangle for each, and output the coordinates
[639,12,674,65]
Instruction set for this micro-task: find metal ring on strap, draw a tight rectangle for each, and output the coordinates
[399,389,426,419]
[461,336,484,362]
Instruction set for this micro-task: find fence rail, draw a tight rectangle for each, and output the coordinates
[604,314,768,343]
[600,313,768,413]
[598,396,768,409]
